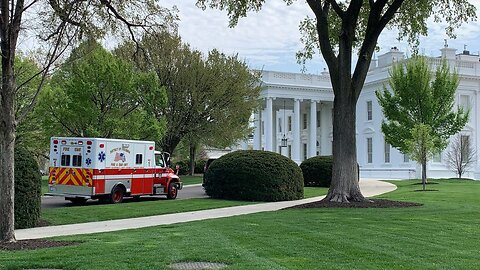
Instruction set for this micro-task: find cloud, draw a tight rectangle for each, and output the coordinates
[162,1,480,72]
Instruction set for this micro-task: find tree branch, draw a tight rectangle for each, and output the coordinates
[327,0,344,18]
[17,22,78,123]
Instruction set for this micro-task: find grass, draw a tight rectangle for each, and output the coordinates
[179,175,203,185]
[41,186,328,226]
[5,179,479,269]
[41,176,48,195]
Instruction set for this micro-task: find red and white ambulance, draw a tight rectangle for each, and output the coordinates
[47,137,183,204]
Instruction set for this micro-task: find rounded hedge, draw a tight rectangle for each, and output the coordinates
[14,146,41,229]
[300,155,333,187]
[203,150,304,201]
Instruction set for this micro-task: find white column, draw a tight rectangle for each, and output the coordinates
[293,99,301,163]
[309,100,317,158]
[265,97,273,152]
[475,91,480,178]
[321,102,332,155]
[253,112,262,150]
[273,109,277,152]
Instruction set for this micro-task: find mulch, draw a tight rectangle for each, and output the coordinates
[0,239,80,251]
[286,198,423,209]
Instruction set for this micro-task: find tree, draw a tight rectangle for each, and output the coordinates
[37,40,165,140]
[117,32,260,156]
[196,0,476,202]
[1,0,175,242]
[446,134,476,179]
[405,124,436,190]
[10,56,49,159]
[376,57,469,190]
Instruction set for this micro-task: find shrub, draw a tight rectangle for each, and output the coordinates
[195,159,207,174]
[14,146,41,229]
[204,150,304,201]
[300,155,333,187]
[173,159,189,175]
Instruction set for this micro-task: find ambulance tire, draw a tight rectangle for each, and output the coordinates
[110,185,125,204]
[166,182,178,200]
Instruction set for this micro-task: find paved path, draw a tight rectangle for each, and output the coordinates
[16,180,396,240]
[41,184,207,209]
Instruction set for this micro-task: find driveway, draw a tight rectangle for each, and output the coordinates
[41,184,207,209]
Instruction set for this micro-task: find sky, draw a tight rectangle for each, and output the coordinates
[161,1,480,75]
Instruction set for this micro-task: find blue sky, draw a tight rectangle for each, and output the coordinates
[162,1,480,74]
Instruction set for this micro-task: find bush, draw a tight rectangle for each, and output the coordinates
[195,159,207,174]
[173,159,207,175]
[300,155,333,187]
[14,146,41,229]
[173,159,189,175]
[204,150,304,201]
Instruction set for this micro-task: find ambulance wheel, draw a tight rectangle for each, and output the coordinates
[110,186,124,204]
[167,182,178,200]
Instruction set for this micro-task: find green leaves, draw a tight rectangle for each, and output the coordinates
[376,56,469,159]
[118,32,260,153]
[37,40,166,140]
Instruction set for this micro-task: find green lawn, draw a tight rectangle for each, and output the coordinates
[179,175,203,185]
[41,186,328,226]
[41,176,48,195]
[7,180,478,269]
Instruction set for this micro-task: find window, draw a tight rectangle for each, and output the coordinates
[384,141,390,163]
[72,155,82,167]
[155,154,165,167]
[61,155,70,166]
[278,118,282,133]
[367,138,373,163]
[460,95,470,110]
[303,113,308,129]
[303,143,307,160]
[135,154,143,165]
[367,101,373,121]
[288,116,292,132]
[404,154,410,163]
[461,135,470,157]
[317,111,321,127]
[433,152,442,163]
[288,145,292,158]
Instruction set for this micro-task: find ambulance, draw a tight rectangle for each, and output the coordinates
[47,137,183,204]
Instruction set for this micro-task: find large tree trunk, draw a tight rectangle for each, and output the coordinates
[0,56,17,242]
[189,144,196,176]
[324,93,366,202]
[160,132,182,156]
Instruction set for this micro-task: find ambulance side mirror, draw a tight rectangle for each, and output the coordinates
[163,152,171,168]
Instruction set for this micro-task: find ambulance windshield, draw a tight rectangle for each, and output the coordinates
[155,154,165,167]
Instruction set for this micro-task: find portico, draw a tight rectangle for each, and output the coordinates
[253,71,334,163]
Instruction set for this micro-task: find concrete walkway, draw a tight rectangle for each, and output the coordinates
[15,180,396,240]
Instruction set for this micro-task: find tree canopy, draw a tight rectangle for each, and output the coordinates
[117,32,261,155]
[37,40,166,140]
[376,56,469,189]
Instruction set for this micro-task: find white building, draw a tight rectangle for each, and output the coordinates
[253,46,480,179]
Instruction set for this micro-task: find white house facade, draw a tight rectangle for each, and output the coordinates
[253,45,480,180]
